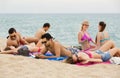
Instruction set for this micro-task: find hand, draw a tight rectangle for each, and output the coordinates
[35,54,45,59]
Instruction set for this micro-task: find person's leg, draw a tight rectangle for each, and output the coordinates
[109,48,120,57]
[24,37,39,44]
[99,40,115,52]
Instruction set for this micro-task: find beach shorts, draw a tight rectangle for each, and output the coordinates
[18,46,30,56]
[67,48,80,55]
[95,50,111,62]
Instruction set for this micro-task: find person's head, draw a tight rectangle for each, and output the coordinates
[18,46,30,56]
[43,23,50,31]
[41,33,53,46]
[8,28,17,40]
[81,20,89,31]
[65,53,82,64]
[98,21,106,32]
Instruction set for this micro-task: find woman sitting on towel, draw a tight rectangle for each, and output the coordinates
[78,20,96,51]
[91,21,112,51]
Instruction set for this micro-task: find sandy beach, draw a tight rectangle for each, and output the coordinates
[0,38,120,78]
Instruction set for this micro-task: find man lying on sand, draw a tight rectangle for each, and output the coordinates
[35,33,116,60]
[6,28,29,48]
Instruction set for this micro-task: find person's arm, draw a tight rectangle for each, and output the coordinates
[0,48,17,54]
[35,46,57,59]
[36,39,43,47]
[88,58,103,62]
[90,32,101,51]
[35,53,60,59]
[87,32,96,45]
[18,33,29,45]
[35,43,61,59]
[6,40,11,46]
[81,58,103,64]
[21,38,29,44]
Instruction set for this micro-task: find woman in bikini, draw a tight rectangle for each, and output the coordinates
[0,43,42,56]
[92,21,115,50]
[78,20,96,51]
[65,40,120,64]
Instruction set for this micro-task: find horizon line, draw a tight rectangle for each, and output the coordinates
[0,13,120,14]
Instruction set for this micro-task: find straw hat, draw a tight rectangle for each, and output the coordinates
[82,20,89,26]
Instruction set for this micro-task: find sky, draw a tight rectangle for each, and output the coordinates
[0,0,120,13]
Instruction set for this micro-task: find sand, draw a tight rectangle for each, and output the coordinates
[0,38,120,78]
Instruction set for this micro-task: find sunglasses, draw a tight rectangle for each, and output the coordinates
[83,24,89,26]
[41,41,47,44]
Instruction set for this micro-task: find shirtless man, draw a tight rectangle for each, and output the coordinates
[24,23,50,44]
[6,28,28,48]
[35,33,76,59]
[35,33,116,59]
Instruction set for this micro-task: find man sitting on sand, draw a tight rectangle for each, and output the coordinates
[35,33,117,59]
[24,23,50,45]
[6,28,28,48]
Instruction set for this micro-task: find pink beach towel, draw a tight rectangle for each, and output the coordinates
[76,61,111,66]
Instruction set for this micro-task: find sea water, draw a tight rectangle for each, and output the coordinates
[0,14,120,47]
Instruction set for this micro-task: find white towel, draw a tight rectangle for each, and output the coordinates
[110,57,120,65]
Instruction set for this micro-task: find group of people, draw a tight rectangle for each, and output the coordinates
[0,21,120,64]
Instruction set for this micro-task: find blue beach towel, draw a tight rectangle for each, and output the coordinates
[29,52,67,61]
[45,52,67,61]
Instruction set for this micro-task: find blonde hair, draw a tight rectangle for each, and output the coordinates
[64,57,75,64]
[81,20,89,31]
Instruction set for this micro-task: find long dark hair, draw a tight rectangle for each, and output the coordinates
[99,21,106,32]
[95,21,106,43]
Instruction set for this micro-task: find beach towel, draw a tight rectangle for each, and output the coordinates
[45,52,67,61]
[29,52,67,61]
[76,61,111,66]
[110,57,120,65]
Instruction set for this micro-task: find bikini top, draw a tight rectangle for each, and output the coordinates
[83,51,92,58]
[81,32,92,42]
[100,32,110,43]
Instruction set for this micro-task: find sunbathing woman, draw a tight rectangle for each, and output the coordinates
[0,43,42,56]
[65,41,119,64]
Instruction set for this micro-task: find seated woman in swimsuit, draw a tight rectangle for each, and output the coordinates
[91,21,114,51]
[0,43,42,56]
[78,20,96,51]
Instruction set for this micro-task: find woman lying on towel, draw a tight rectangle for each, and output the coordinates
[65,41,120,64]
[0,44,42,56]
